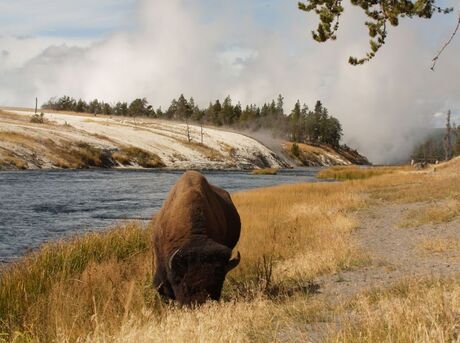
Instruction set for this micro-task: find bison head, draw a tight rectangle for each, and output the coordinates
[167,242,240,305]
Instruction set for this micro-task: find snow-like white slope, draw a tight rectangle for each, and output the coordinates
[8,110,286,169]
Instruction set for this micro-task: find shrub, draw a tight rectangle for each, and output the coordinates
[30,113,45,124]
[291,143,300,158]
[113,147,165,168]
[251,168,279,175]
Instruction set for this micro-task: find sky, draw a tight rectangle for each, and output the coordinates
[0,0,459,163]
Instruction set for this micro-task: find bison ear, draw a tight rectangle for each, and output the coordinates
[226,251,241,273]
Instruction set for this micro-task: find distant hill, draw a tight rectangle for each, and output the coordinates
[0,109,287,170]
[0,109,370,171]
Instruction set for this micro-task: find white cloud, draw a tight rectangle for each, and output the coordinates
[0,0,459,163]
[0,36,92,71]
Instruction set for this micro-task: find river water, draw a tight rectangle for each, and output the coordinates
[0,168,323,262]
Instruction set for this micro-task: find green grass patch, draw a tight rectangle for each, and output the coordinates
[251,168,279,175]
[113,147,165,168]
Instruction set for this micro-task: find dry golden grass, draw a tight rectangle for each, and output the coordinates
[231,181,368,281]
[332,277,460,343]
[284,141,328,154]
[434,156,460,171]
[0,222,151,342]
[0,110,31,122]
[0,130,164,169]
[0,151,28,170]
[1,157,460,342]
[0,131,35,145]
[418,238,460,255]
[183,141,224,162]
[399,200,460,228]
[368,164,460,204]
[251,168,279,175]
[0,132,103,169]
[317,165,410,181]
[112,147,165,168]
[86,293,339,343]
[0,175,368,341]
[283,141,343,167]
[87,298,278,343]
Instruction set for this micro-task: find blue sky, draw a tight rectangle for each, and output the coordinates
[0,0,137,38]
[0,0,456,39]
[0,0,459,162]
[0,0,292,39]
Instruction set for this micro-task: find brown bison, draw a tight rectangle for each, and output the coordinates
[152,171,241,305]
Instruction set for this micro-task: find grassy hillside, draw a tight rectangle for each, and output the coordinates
[283,142,369,167]
[0,109,287,170]
[0,111,164,170]
[1,158,459,342]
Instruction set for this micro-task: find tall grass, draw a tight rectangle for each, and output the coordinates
[399,200,460,228]
[1,157,459,341]
[183,141,224,162]
[0,131,164,169]
[367,162,460,204]
[418,238,460,256]
[112,147,165,168]
[332,277,460,342]
[231,181,368,282]
[0,178,367,341]
[250,168,279,175]
[317,165,410,181]
[0,222,150,341]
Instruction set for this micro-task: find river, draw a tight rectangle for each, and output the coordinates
[0,168,324,262]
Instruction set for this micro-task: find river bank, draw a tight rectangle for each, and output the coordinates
[2,160,458,342]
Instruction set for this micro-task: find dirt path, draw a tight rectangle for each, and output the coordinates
[304,201,460,342]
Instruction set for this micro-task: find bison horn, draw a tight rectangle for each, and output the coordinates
[226,251,241,272]
[168,248,181,270]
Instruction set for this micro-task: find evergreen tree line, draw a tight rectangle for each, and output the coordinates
[412,128,460,162]
[42,94,343,147]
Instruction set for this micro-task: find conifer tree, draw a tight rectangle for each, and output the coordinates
[289,101,302,142]
[444,110,453,160]
[89,99,102,115]
[221,96,234,125]
[455,125,460,156]
[276,94,284,117]
[298,0,456,65]
[212,100,223,126]
[166,99,178,119]
[114,102,128,116]
[102,103,112,115]
[75,99,87,113]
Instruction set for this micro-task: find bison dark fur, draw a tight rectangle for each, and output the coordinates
[152,171,241,305]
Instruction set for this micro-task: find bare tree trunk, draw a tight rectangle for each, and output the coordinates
[186,117,191,143]
[200,121,204,144]
[35,97,38,115]
[444,110,452,161]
